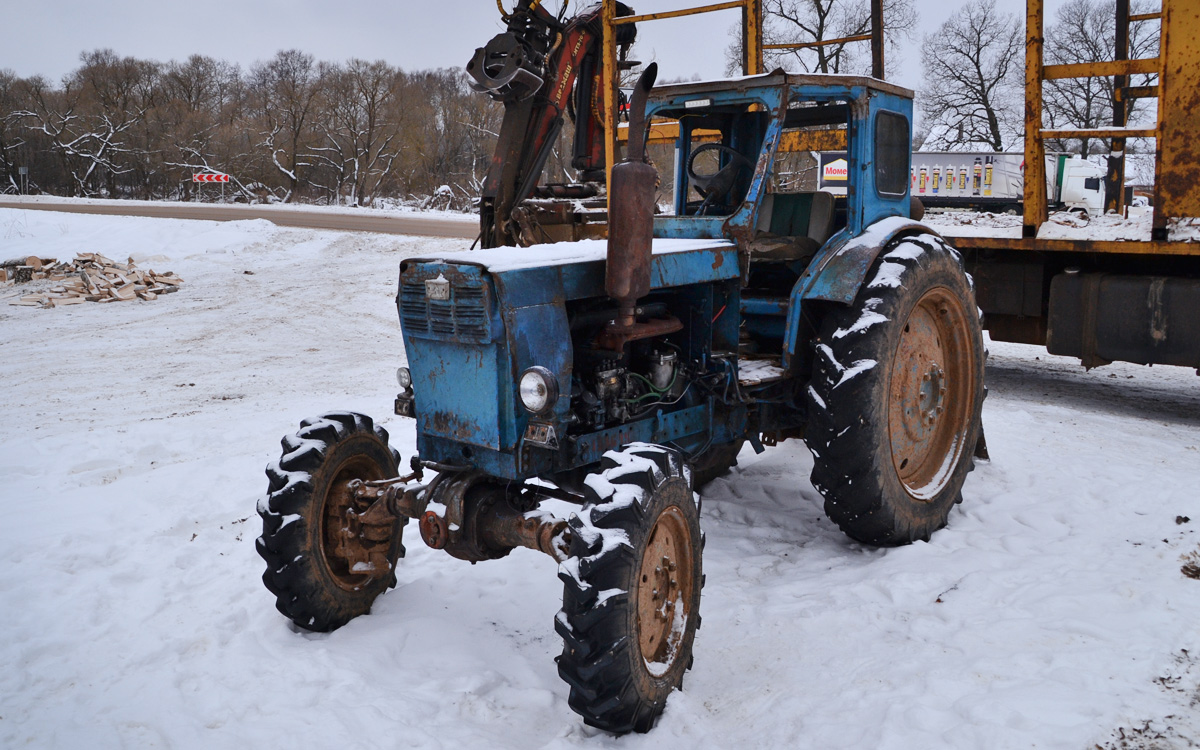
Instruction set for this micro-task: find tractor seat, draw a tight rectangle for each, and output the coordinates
[749,191,836,261]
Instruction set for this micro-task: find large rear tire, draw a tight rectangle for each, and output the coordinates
[804,234,985,546]
[257,412,406,632]
[555,443,703,734]
[691,439,745,489]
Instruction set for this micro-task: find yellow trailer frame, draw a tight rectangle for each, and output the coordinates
[1021,0,1200,248]
[598,0,1197,253]
[600,0,764,203]
[606,0,881,157]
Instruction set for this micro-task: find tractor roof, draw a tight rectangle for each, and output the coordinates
[650,70,914,103]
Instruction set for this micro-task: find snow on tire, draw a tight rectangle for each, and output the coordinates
[555,443,703,734]
[804,233,985,546]
[257,411,405,632]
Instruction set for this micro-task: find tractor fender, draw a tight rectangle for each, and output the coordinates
[782,216,946,368]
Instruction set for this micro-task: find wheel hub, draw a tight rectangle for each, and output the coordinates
[321,458,389,590]
[888,289,976,499]
[636,504,694,677]
[918,363,947,427]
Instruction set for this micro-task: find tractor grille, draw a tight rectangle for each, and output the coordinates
[400,280,491,342]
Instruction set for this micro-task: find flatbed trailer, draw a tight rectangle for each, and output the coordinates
[945,0,1200,373]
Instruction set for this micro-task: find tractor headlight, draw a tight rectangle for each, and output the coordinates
[518,366,558,414]
[396,367,412,389]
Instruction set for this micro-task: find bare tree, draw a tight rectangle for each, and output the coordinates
[250,50,320,202]
[919,0,1024,152]
[1043,0,1159,157]
[18,75,141,197]
[727,0,916,77]
[72,50,163,198]
[0,71,29,192]
[2,48,504,207]
[162,55,251,200]
[309,60,404,206]
[400,69,501,204]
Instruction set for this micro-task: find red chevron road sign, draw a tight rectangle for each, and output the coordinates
[193,173,230,183]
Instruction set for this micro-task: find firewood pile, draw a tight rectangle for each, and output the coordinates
[3,254,184,308]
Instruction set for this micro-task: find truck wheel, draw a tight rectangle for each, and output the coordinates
[805,234,985,546]
[257,412,405,632]
[556,443,703,734]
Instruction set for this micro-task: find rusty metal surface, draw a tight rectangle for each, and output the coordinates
[636,504,696,669]
[1024,0,1048,236]
[887,287,978,499]
[322,455,395,591]
[1041,127,1157,139]
[764,33,872,50]
[1024,0,1199,240]
[1104,0,1130,215]
[1043,57,1161,79]
[419,511,449,550]
[602,0,618,208]
[781,128,848,153]
[413,471,572,562]
[743,0,763,75]
[613,0,747,25]
[595,315,684,352]
[947,235,1200,257]
[1154,0,1200,236]
[476,504,571,561]
[871,0,884,78]
[606,64,658,317]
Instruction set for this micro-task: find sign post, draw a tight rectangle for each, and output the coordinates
[193,172,230,202]
[18,166,28,195]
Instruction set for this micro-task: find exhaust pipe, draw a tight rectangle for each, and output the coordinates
[605,63,659,330]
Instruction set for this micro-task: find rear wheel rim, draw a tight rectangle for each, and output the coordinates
[887,287,976,500]
[636,504,695,677]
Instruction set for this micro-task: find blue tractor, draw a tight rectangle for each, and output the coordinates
[257,4,985,734]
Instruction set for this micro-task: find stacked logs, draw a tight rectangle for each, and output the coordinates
[4,254,184,307]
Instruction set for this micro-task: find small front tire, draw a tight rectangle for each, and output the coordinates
[257,411,406,632]
[555,443,703,734]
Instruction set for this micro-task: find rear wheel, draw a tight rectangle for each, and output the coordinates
[556,443,702,734]
[257,412,406,632]
[691,439,745,489]
[804,234,985,546]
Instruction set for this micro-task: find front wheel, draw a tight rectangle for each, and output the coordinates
[805,233,985,546]
[256,412,406,632]
[555,443,703,734]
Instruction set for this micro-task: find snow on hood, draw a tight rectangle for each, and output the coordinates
[408,238,735,273]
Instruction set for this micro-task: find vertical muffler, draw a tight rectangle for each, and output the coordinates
[599,63,682,351]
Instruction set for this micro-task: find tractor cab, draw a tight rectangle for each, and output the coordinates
[643,72,916,257]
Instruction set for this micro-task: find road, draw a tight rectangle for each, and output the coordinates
[0,197,479,240]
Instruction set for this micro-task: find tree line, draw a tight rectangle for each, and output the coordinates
[1,0,1162,204]
[0,50,506,208]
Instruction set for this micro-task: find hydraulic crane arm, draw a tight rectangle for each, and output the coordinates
[468,0,635,248]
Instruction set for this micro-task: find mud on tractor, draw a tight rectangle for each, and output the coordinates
[256,1,986,735]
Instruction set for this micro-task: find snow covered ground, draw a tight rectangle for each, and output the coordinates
[926,206,1200,243]
[1,207,1199,749]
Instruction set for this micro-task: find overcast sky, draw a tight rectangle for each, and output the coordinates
[2,0,1070,94]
